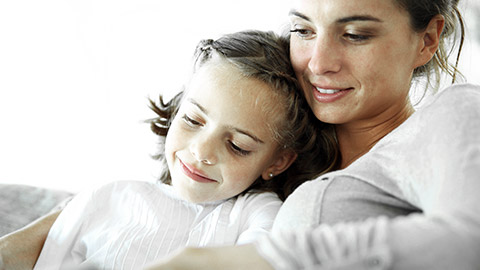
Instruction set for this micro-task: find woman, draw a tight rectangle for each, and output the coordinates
[2,0,480,269]
[144,0,480,269]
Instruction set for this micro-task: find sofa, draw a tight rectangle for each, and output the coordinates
[0,184,73,237]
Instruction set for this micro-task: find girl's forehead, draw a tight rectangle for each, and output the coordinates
[184,60,288,135]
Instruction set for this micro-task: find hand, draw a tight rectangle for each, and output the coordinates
[144,244,274,270]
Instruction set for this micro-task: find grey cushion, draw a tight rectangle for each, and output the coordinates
[0,184,73,237]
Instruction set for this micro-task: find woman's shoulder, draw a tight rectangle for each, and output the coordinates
[376,83,480,144]
[413,83,480,136]
[423,83,480,112]
[438,83,480,95]
[341,83,480,209]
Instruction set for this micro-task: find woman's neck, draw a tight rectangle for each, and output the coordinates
[336,104,415,169]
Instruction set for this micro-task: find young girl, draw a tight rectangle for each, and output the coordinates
[33,30,337,269]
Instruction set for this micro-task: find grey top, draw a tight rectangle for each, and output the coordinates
[256,83,480,270]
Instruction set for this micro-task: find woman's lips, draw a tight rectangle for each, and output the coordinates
[311,85,353,103]
[179,160,217,183]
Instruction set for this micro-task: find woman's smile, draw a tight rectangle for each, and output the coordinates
[311,84,354,103]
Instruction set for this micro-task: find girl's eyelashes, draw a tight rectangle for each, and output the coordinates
[182,114,202,127]
[181,112,252,157]
[228,141,251,156]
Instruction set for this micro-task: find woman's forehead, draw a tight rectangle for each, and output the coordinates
[289,0,403,22]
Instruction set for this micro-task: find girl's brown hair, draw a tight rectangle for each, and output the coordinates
[148,30,339,201]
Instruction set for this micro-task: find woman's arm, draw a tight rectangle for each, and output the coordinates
[256,210,480,270]
[0,210,61,270]
[144,244,273,270]
[144,205,480,270]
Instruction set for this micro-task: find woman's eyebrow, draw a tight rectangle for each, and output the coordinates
[336,15,383,24]
[288,9,311,22]
[289,9,382,24]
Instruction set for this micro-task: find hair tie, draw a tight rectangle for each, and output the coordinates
[199,39,215,52]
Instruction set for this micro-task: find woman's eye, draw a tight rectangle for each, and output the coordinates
[182,114,202,127]
[290,28,314,39]
[228,141,251,156]
[344,33,371,42]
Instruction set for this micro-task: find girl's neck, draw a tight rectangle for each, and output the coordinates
[336,103,415,169]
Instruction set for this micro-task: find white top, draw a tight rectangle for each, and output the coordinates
[256,83,480,269]
[34,180,281,270]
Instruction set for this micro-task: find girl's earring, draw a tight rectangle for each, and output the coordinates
[268,172,274,178]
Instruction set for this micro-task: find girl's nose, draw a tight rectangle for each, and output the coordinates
[189,136,217,165]
[307,37,342,75]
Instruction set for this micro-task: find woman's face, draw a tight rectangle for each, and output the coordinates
[289,0,424,126]
[165,59,291,203]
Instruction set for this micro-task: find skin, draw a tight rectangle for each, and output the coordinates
[0,210,61,270]
[166,57,296,203]
[289,0,443,168]
[0,0,445,268]
[144,0,444,268]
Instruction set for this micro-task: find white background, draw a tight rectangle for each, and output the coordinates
[1,0,479,193]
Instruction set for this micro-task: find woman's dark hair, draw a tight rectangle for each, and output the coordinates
[147,30,339,201]
[394,0,465,91]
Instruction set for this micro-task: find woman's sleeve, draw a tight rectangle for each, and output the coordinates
[255,84,480,270]
[256,205,480,270]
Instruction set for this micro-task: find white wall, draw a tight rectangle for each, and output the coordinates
[0,0,478,193]
[0,0,291,193]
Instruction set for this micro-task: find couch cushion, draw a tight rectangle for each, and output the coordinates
[0,184,73,237]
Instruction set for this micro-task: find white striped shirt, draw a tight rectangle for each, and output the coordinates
[35,180,281,270]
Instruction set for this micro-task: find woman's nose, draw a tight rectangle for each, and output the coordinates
[189,136,217,165]
[307,37,342,75]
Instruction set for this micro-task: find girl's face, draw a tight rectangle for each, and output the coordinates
[289,0,426,127]
[165,59,294,203]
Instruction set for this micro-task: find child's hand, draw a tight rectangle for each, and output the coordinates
[144,244,274,270]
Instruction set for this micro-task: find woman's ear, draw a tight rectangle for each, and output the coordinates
[261,150,298,180]
[414,14,445,68]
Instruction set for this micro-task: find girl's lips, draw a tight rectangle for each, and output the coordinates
[179,160,217,183]
[311,85,353,103]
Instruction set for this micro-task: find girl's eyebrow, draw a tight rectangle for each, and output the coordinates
[187,98,264,144]
[289,9,382,24]
[188,98,208,114]
[229,126,265,144]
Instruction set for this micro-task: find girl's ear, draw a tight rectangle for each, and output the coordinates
[261,150,298,180]
[414,14,445,68]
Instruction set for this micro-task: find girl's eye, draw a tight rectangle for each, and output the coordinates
[343,33,371,42]
[228,141,251,156]
[290,28,315,39]
[182,114,202,127]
